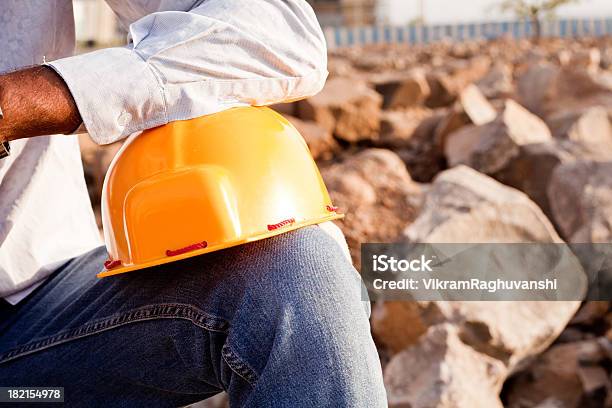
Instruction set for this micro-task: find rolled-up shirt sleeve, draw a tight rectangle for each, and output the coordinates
[48,0,328,145]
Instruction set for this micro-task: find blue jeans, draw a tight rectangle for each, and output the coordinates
[0,226,386,407]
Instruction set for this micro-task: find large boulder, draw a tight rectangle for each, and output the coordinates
[320,149,423,267]
[404,165,562,243]
[385,324,506,408]
[445,99,552,174]
[373,166,582,407]
[296,78,382,143]
[549,160,612,243]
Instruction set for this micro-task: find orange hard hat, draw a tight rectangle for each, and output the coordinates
[98,107,343,277]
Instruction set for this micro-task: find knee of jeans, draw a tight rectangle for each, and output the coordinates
[222,228,376,390]
[250,226,368,318]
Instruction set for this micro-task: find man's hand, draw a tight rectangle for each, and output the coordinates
[0,66,82,142]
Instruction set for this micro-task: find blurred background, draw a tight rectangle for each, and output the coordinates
[72,0,612,46]
[74,1,612,407]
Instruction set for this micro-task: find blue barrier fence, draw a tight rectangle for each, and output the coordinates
[324,17,612,49]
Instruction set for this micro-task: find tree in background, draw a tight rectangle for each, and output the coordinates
[499,0,579,40]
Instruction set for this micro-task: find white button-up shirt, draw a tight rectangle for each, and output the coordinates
[0,0,331,302]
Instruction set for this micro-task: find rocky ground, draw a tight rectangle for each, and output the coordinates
[80,37,612,407]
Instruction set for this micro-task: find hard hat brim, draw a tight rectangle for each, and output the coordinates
[97,214,343,278]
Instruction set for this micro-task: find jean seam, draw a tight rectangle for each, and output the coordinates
[221,343,258,387]
[0,303,229,364]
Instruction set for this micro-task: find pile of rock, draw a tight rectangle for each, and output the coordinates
[79,36,612,407]
[297,36,612,408]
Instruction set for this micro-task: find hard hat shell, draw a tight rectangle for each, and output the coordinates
[99,107,343,277]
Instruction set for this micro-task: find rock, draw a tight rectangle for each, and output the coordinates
[557,327,588,343]
[577,365,610,396]
[449,42,479,59]
[503,340,605,408]
[405,165,562,243]
[297,78,382,143]
[352,52,403,72]
[476,62,514,99]
[517,63,612,119]
[516,62,560,117]
[485,107,612,222]
[384,324,506,408]
[331,45,416,73]
[600,336,612,359]
[595,72,612,103]
[327,57,359,78]
[552,67,612,112]
[435,84,497,150]
[374,166,582,406]
[549,161,612,295]
[493,142,573,222]
[396,110,449,183]
[602,47,612,70]
[425,72,462,108]
[284,115,338,161]
[270,102,296,117]
[445,100,552,174]
[320,149,423,267]
[377,108,432,148]
[557,49,572,66]
[425,56,491,108]
[373,69,431,109]
[549,160,612,243]
[371,301,444,354]
[457,84,499,126]
[547,106,612,156]
[441,124,482,168]
[560,48,602,74]
[571,301,610,326]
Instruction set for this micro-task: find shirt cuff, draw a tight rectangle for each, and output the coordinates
[47,47,167,145]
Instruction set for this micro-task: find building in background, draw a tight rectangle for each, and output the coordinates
[307,0,378,26]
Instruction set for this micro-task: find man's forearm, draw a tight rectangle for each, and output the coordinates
[0,66,81,142]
